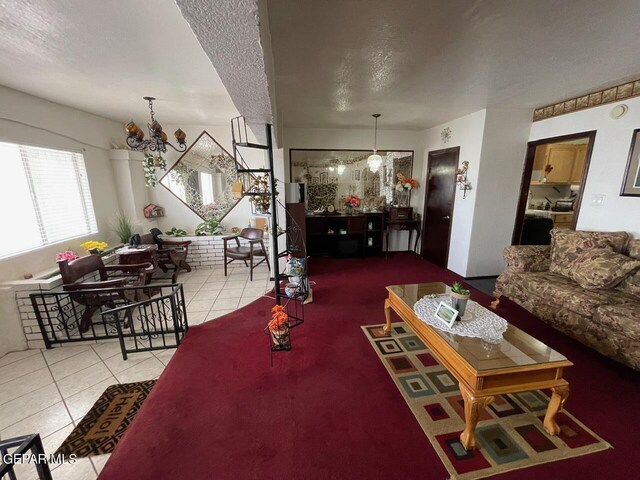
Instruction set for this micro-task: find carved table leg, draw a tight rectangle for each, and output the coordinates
[543,383,570,435]
[383,298,393,335]
[459,384,494,450]
[490,290,501,310]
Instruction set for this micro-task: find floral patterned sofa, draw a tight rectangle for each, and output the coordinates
[496,229,640,370]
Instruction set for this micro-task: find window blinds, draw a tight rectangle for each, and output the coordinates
[0,141,98,259]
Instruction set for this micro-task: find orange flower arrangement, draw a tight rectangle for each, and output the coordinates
[268,305,288,332]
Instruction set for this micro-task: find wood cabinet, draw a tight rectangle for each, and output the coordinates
[570,145,587,184]
[533,143,588,184]
[306,213,384,257]
[551,213,573,229]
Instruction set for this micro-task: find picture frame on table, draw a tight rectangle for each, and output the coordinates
[621,128,640,196]
[434,301,458,327]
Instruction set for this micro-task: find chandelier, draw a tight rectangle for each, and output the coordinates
[125,97,187,154]
[368,113,382,173]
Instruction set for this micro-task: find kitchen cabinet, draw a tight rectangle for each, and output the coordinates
[570,145,587,184]
[532,143,588,184]
[552,213,573,229]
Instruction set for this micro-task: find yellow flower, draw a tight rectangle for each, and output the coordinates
[80,241,108,251]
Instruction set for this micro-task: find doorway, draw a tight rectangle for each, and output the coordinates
[421,147,459,268]
[512,131,596,245]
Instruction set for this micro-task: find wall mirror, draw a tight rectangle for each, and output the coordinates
[160,131,242,221]
[290,149,414,211]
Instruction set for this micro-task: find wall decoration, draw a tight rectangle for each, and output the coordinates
[441,127,452,144]
[455,160,472,199]
[620,128,640,196]
[329,176,338,184]
[143,203,165,218]
[158,131,243,221]
[353,169,361,181]
[320,172,328,184]
[311,176,319,185]
[533,78,640,122]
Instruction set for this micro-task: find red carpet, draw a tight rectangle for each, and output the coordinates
[99,254,640,479]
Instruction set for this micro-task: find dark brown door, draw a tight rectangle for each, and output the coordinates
[421,147,459,268]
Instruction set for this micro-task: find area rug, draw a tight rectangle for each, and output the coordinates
[362,322,611,480]
[55,380,156,458]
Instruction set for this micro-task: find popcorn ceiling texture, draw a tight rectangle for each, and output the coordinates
[176,0,274,137]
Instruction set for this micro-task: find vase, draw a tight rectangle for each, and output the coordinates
[345,206,353,215]
[270,325,291,349]
[451,292,470,318]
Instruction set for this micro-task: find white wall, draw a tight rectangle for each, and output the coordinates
[0,86,123,282]
[530,97,640,237]
[467,108,532,276]
[283,127,424,251]
[419,110,487,275]
[419,108,532,278]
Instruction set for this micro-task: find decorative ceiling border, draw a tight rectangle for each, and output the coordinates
[533,78,640,122]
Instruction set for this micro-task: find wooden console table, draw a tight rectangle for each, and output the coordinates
[385,219,421,256]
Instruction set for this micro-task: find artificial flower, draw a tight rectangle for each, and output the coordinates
[80,240,108,252]
[55,250,79,262]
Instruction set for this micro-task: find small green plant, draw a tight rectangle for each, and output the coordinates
[165,227,187,237]
[195,218,224,236]
[451,282,470,296]
[113,212,134,244]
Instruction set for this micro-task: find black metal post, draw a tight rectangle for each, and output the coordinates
[266,123,281,305]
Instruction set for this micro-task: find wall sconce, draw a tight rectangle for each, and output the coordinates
[456,161,472,199]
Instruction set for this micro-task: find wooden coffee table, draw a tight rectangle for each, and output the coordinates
[383,282,572,450]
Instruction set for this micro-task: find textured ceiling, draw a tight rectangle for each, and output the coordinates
[175,0,275,141]
[267,0,640,130]
[0,0,239,126]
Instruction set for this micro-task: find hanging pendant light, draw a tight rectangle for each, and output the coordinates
[368,113,382,173]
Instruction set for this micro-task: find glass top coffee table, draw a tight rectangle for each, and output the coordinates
[384,282,572,450]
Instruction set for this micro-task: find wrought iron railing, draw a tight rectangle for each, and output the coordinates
[0,434,52,480]
[30,284,188,359]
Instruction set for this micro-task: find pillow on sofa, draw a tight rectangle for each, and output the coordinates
[618,239,640,296]
[550,229,630,277]
[568,246,640,290]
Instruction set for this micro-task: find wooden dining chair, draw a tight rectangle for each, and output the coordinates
[222,228,270,281]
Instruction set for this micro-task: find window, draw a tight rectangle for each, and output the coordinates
[0,141,97,259]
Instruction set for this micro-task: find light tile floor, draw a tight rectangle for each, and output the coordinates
[0,264,272,479]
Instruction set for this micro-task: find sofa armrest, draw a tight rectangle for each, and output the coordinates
[503,245,551,273]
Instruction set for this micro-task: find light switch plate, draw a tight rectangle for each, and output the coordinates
[591,194,606,206]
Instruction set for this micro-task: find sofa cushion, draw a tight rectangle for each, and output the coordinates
[550,229,630,278]
[568,246,640,290]
[595,303,640,340]
[510,271,637,317]
[627,239,640,260]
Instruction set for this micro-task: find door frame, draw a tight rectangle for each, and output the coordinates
[511,130,597,245]
[421,146,460,267]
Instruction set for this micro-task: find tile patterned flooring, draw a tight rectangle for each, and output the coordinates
[0,265,272,479]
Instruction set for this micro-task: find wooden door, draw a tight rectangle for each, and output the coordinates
[544,146,575,182]
[421,148,458,268]
[570,145,587,183]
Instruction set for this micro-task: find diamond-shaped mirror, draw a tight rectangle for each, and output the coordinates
[159,131,242,221]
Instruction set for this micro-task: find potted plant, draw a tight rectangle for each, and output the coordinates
[450,282,470,318]
[195,218,224,236]
[165,227,187,237]
[267,305,291,350]
[113,212,134,245]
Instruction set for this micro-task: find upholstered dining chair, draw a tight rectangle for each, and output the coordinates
[223,228,270,281]
[57,253,153,332]
[139,228,192,282]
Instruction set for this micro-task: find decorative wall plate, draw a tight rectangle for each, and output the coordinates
[610,104,628,119]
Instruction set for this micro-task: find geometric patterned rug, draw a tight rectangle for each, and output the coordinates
[55,380,156,458]
[362,323,611,480]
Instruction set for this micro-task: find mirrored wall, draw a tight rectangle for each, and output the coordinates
[160,131,242,221]
[290,149,414,211]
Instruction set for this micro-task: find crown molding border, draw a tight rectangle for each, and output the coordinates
[533,78,640,122]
